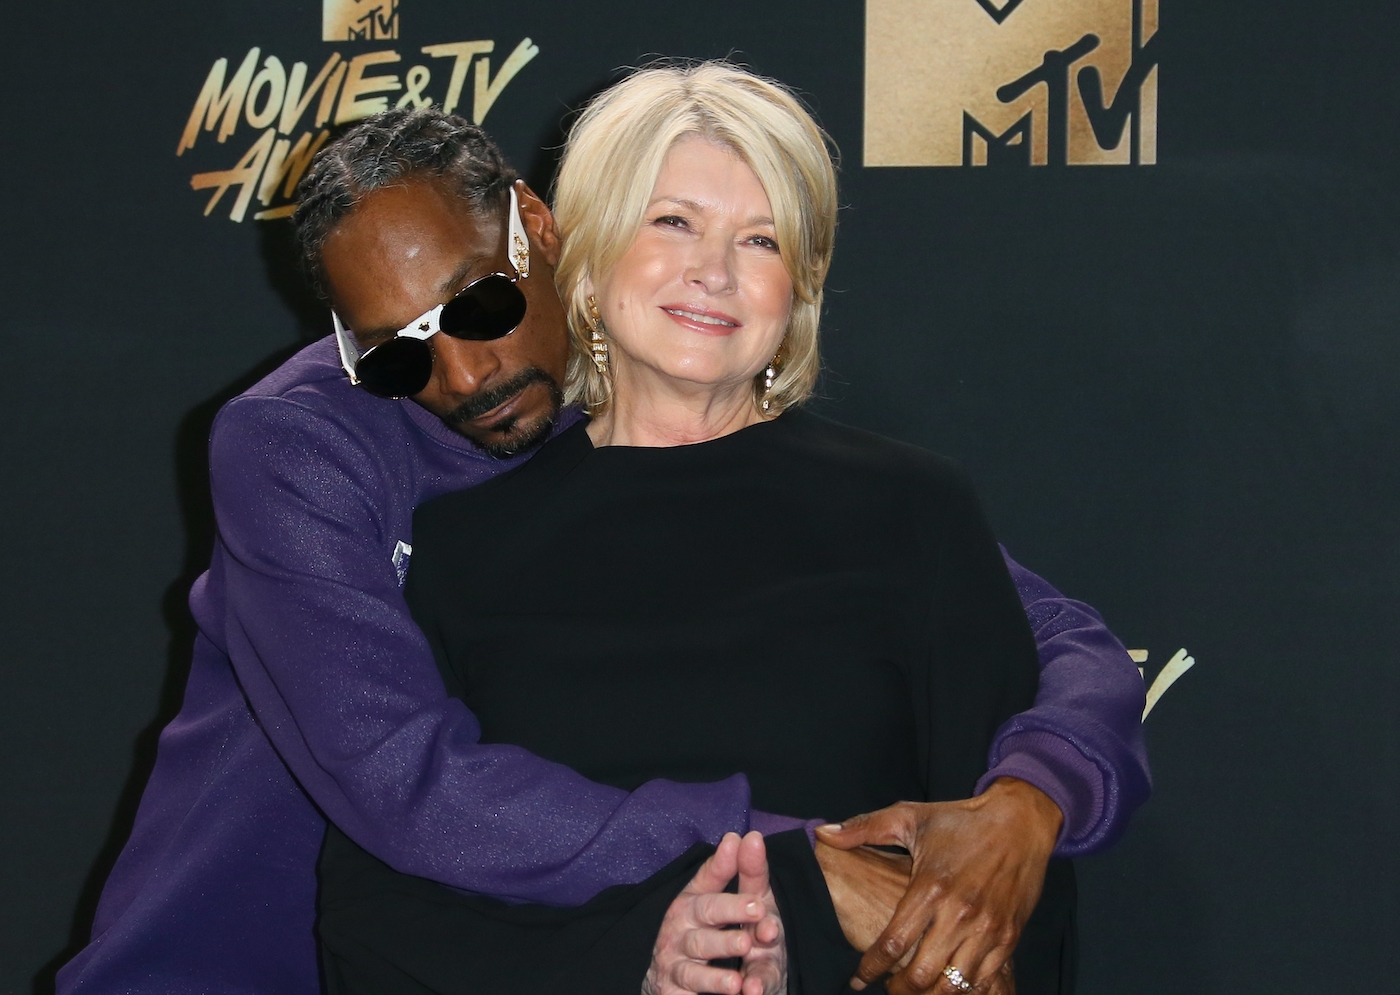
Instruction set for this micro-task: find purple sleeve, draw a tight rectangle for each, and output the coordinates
[975,549,1152,856]
[208,395,805,906]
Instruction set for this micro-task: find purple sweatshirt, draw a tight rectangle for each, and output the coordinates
[57,338,1150,995]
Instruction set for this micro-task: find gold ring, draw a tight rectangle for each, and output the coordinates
[943,965,973,992]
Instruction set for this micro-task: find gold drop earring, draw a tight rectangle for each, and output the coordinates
[761,351,781,413]
[586,295,609,375]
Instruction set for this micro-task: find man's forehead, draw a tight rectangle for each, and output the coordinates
[323,180,503,334]
[337,181,500,264]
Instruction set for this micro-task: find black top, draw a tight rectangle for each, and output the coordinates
[412,409,1038,814]
[318,410,1071,995]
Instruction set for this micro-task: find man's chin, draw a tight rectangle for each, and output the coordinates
[470,412,556,459]
[438,371,564,458]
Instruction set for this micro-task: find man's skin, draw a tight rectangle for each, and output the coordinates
[819,784,1062,995]
[320,174,1063,995]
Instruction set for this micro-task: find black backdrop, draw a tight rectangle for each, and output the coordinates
[3,2,1397,993]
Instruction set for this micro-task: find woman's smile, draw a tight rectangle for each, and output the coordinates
[660,303,742,335]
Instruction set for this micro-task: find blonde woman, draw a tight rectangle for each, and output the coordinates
[316,64,1091,995]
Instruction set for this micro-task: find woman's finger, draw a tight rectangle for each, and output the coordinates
[690,891,766,928]
[678,924,753,961]
[673,958,744,995]
[736,830,770,899]
[739,949,785,995]
[751,912,781,946]
[684,833,742,899]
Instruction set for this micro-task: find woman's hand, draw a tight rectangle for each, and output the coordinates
[815,778,1060,995]
[643,831,787,995]
[814,842,913,954]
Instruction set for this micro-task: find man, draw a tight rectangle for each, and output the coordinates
[58,108,1148,995]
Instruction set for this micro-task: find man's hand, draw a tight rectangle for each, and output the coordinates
[815,845,1015,995]
[643,832,786,995]
[815,778,1060,995]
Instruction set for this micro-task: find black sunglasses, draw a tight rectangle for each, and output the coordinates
[333,187,531,399]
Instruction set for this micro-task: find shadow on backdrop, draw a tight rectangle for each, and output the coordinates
[33,220,323,995]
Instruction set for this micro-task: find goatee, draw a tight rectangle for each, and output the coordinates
[441,367,564,459]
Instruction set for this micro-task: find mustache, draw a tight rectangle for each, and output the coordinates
[441,367,559,426]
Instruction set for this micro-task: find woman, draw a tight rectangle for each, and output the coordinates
[317,63,1072,995]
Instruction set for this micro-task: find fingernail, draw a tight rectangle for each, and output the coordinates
[746,901,761,916]
[849,979,867,991]
[818,823,843,833]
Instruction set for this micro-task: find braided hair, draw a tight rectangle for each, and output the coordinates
[293,107,519,297]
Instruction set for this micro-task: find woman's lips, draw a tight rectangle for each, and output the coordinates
[660,305,742,336]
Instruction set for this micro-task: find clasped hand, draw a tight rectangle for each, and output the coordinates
[645,778,1060,995]
[644,831,786,995]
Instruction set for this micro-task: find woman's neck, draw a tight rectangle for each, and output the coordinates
[586,373,765,448]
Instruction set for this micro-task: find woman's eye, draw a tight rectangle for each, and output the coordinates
[747,235,780,251]
[652,214,689,229]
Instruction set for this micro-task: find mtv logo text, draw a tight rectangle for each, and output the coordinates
[324,0,399,42]
[866,0,1158,166]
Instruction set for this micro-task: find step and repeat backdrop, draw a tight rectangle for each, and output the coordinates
[3,0,1396,992]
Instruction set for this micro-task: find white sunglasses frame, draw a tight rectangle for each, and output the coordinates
[332,184,532,385]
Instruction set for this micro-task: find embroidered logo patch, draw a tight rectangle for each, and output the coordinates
[391,540,413,587]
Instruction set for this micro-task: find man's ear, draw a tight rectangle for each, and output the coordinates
[514,180,561,267]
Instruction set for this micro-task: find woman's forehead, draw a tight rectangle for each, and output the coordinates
[649,137,772,218]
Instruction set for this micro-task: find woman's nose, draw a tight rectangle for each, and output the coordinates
[684,237,737,295]
[428,333,503,396]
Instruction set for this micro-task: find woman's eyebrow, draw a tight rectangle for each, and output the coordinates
[648,196,704,212]
[648,196,774,227]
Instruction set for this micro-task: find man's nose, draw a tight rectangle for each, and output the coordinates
[426,333,503,396]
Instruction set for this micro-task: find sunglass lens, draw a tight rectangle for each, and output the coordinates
[356,338,434,399]
[439,276,527,341]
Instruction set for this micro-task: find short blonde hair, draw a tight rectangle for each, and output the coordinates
[552,61,839,415]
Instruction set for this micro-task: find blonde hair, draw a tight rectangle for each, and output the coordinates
[552,61,839,415]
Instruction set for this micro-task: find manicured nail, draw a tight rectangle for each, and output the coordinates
[849,978,867,991]
[818,823,843,833]
[746,901,761,916]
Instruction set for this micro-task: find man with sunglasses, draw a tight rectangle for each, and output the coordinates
[59,107,1149,995]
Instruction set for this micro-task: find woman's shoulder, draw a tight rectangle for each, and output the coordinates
[775,408,971,495]
[414,419,593,531]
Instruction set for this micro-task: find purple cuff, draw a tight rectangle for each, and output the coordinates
[751,810,825,849]
[975,731,1105,854]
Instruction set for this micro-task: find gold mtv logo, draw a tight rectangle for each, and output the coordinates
[866,0,1159,166]
[324,0,399,42]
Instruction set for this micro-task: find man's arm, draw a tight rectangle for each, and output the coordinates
[819,549,1150,994]
[981,548,1151,855]
[207,393,803,906]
